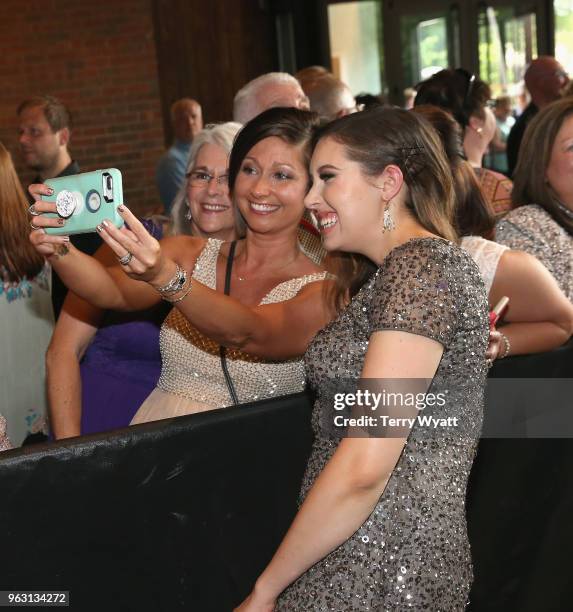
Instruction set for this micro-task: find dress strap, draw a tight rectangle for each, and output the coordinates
[260,271,332,305]
[192,238,224,289]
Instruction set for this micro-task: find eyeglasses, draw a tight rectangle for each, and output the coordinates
[187,170,229,188]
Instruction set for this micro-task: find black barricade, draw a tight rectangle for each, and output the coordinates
[1,340,572,612]
[467,339,573,612]
[0,392,314,612]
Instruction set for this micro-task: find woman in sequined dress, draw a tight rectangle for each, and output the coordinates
[28,109,334,421]
[234,108,490,611]
[496,98,573,301]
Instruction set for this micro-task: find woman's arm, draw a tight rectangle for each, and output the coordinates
[46,242,127,439]
[97,206,336,360]
[490,250,573,355]
[29,185,174,311]
[235,331,444,610]
[46,293,102,439]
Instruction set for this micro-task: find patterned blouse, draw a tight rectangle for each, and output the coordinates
[474,167,513,218]
[495,204,573,301]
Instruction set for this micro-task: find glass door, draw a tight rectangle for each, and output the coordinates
[381,0,461,105]
[327,1,385,97]
[478,3,539,99]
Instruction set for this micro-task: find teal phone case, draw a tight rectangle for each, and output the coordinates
[42,168,125,235]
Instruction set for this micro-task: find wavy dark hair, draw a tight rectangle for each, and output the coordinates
[313,106,456,311]
[412,105,495,239]
[414,68,491,129]
[228,107,320,234]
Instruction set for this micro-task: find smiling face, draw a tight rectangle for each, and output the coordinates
[546,114,573,211]
[233,136,308,236]
[186,143,235,239]
[305,137,390,255]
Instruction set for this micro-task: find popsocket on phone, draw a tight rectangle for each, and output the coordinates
[56,190,78,218]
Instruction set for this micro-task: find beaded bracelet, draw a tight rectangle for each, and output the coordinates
[499,332,511,359]
[162,278,193,303]
[155,264,186,295]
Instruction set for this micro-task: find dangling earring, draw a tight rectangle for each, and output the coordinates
[382,201,395,233]
[184,197,192,221]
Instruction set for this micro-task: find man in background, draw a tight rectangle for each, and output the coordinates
[156,98,203,213]
[233,73,309,124]
[305,75,358,121]
[17,95,100,319]
[507,56,569,176]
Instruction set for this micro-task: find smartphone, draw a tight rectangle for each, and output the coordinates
[489,296,510,328]
[42,169,125,235]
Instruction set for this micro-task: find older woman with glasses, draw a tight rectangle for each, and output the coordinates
[415,68,513,219]
[45,122,241,438]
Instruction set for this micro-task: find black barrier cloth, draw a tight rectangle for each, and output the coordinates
[467,338,573,612]
[0,392,314,612]
[0,340,572,612]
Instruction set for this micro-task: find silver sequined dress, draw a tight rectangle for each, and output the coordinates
[496,204,573,301]
[277,238,489,611]
[131,238,329,423]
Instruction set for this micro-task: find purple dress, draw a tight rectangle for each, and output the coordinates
[79,220,170,434]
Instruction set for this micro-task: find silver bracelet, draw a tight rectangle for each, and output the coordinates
[162,278,193,303]
[499,332,511,359]
[155,264,186,295]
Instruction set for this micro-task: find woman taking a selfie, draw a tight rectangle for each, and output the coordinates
[29,108,334,422]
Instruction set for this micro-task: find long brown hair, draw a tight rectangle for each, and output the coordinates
[412,105,495,239]
[314,106,457,311]
[0,142,45,282]
[512,97,573,236]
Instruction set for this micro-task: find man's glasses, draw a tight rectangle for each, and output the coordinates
[187,170,229,188]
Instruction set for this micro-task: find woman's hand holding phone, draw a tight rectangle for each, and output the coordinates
[28,183,72,258]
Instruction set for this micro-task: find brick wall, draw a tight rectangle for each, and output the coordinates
[0,0,165,216]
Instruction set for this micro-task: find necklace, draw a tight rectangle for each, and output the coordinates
[556,201,573,220]
[233,251,300,282]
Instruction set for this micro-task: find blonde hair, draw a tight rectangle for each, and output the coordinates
[170,122,242,236]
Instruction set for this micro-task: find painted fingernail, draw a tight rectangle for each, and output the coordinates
[62,236,70,242]
[47,187,54,195]
[96,224,103,233]
[58,218,66,225]
[117,205,125,212]
[101,219,110,228]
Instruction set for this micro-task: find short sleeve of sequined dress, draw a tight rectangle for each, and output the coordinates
[367,238,458,348]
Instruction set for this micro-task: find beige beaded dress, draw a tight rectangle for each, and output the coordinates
[131,239,329,423]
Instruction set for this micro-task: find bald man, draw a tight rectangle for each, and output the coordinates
[305,75,357,121]
[156,98,203,212]
[507,56,569,176]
